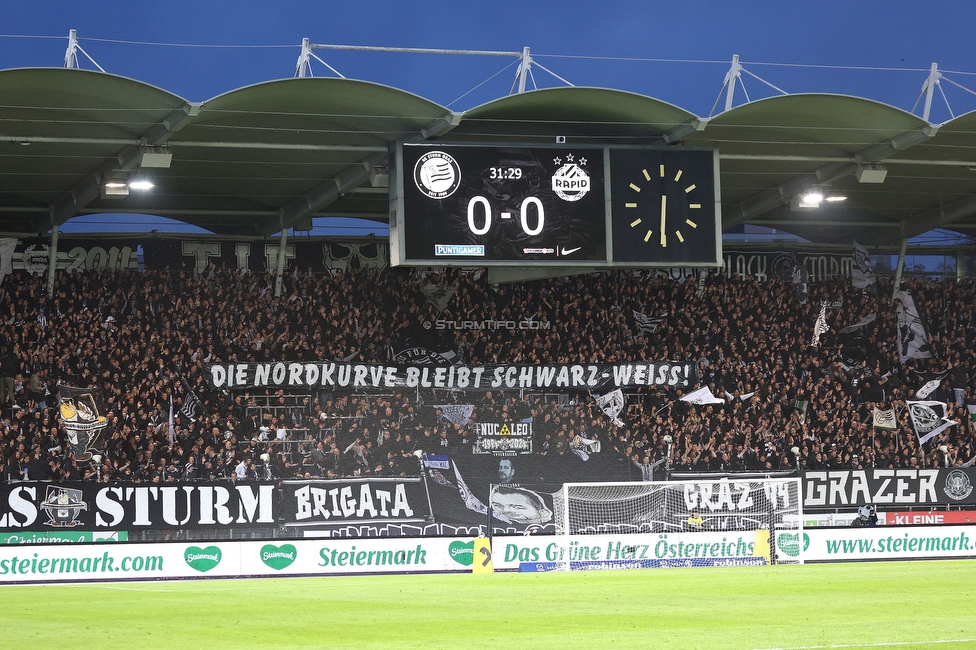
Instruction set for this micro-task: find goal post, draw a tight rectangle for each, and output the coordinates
[550,477,804,570]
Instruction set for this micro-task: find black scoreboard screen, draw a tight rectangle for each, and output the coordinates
[394,143,608,265]
[390,142,721,268]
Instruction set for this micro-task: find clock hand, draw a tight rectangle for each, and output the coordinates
[660,195,667,248]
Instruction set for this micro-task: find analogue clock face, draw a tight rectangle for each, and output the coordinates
[610,149,719,266]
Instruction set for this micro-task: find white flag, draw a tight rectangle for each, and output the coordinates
[633,310,667,335]
[0,238,16,285]
[433,404,474,427]
[680,386,725,405]
[851,239,876,288]
[792,263,809,304]
[810,301,829,348]
[872,407,898,430]
[168,395,175,445]
[907,400,955,445]
[595,389,626,427]
[421,284,457,314]
[916,379,941,400]
[894,291,933,363]
[838,313,876,334]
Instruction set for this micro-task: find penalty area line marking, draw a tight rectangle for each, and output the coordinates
[757,639,976,650]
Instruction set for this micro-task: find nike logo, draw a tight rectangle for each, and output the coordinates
[560,246,582,256]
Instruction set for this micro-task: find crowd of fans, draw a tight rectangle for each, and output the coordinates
[1,262,974,486]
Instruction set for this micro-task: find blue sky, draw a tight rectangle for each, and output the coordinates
[3,1,976,235]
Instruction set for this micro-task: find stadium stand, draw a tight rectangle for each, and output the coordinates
[0,264,974,484]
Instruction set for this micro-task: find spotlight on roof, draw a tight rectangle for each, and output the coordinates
[128,179,155,191]
[825,195,848,202]
[101,177,129,198]
[799,191,823,208]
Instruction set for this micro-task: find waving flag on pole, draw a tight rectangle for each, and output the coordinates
[680,386,725,405]
[0,237,17,285]
[179,385,206,422]
[810,301,829,348]
[168,395,175,445]
[852,239,877,288]
[872,407,898,430]
[595,389,626,427]
[907,400,955,445]
[894,291,933,363]
[633,310,667,335]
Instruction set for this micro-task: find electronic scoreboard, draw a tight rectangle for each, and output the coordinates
[390,142,721,267]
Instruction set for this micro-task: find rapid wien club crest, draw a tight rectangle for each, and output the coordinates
[551,153,590,202]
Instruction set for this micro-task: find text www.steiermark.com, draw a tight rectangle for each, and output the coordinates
[824,531,973,555]
[0,552,163,575]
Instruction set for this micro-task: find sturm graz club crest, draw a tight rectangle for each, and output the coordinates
[414,151,461,200]
[943,470,973,501]
[40,486,88,528]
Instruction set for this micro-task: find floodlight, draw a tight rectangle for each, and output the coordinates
[128,179,155,191]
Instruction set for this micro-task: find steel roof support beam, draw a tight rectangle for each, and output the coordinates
[271,154,386,237]
[725,125,939,229]
[45,103,201,229]
[899,192,976,241]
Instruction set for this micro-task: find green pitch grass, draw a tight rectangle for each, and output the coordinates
[2,561,975,649]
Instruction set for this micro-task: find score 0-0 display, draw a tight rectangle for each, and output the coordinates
[394,143,608,265]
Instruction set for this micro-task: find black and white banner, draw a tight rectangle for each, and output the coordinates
[811,301,829,347]
[894,291,933,363]
[851,238,876,289]
[472,422,533,455]
[872,407,898,430]
[0,237,16,284]
[633,310,666,334]
[906,400,956,445]
[595,389,626,427]
[838,313,876,334]
[802,468,976,507]
[0,482,277,532]
[57,385,111,462]
[205,360,698,393]
[433,404,475,427]
[282,478,431,527]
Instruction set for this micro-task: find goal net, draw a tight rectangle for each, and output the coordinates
[547,478,803,570]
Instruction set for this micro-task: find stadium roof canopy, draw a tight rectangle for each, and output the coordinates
[2,67,976,246]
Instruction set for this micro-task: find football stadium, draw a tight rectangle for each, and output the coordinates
[2,29,976,650]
